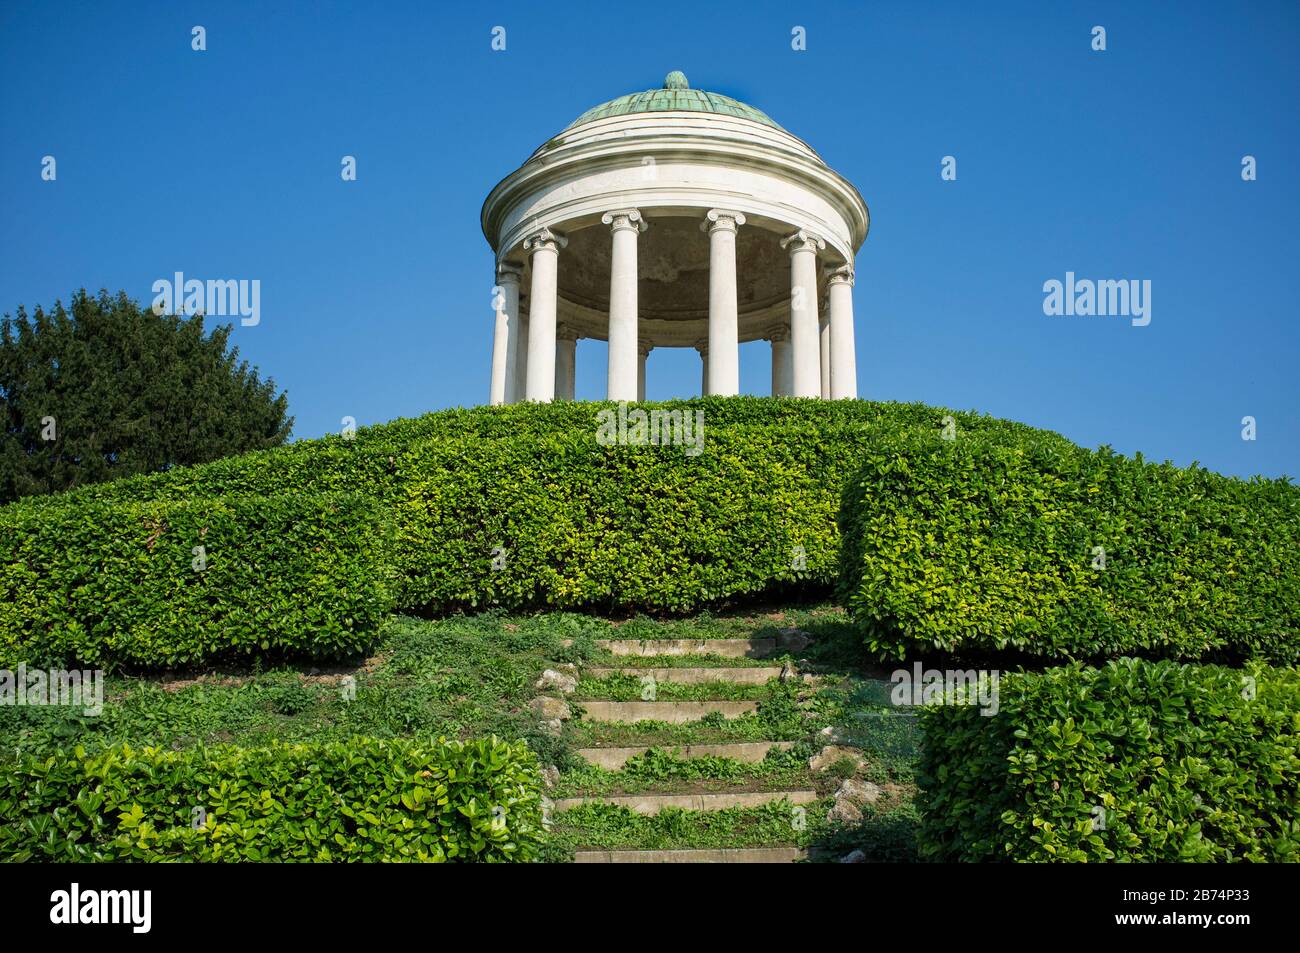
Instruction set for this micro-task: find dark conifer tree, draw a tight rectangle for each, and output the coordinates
[0,289,292,502]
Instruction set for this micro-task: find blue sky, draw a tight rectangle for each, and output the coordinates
[2,0,1297,478]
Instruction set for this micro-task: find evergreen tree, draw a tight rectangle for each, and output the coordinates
[0,289,292,502]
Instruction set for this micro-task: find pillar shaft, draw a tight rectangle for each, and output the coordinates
[770,328,792,397]
[637,344,650,401]
[513,315,529,402]
[523,229,565,402]
[490,302,510,406]
[604,209,644,401]
[704,209,744,396]
[555,329,577,401]
[827,267,858,399]
[782,229,825,398]
[819,315,831,399]
[495,263,523,405]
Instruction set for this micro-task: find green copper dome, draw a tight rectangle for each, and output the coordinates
[565,71,784,131]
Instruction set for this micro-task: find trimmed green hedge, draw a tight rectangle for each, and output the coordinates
[12,396,1292,667]
[838,430,1300,663]
[1,400,1042,667]
[0,736,544,862]
[395,423,878,612]
[0,492,395,669]
[916,658,1300,862]
[17,398,1043,510]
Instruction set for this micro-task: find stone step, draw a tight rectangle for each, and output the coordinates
[575,741,794,769]
[596,638,776,658]
[584,665,786,685]
[553,789,818,815]
[573,847,805,864]
[580,700,758,723]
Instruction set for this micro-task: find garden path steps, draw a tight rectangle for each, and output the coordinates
[555,635,814,863]
[595,638,775,658]
[573,741,793,769]
[573,847,806,863]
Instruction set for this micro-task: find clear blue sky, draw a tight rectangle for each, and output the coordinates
[2,0,1297,478]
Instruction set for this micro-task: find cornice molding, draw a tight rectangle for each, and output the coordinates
[482,115,869,260]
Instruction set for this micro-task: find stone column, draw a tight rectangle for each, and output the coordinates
[489,295,510,407]
[513,314,529,402]
[555,324,577,401]
[523,228,566,402]
[819,312,831,399]
[780,229,825,398]
[827,265,858,399]
[694,339,708,396]
[603,209,646,401]
[702,209,744,396]
[637,341,651,401]
[495,262,523,405]
[769,326,792,397]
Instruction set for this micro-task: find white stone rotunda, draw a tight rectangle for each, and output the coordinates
[482,71,869,404]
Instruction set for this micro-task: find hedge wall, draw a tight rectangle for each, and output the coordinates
[838,430,1300,664]
[395,423,878,612]
[0,491,395,669]
[10,396,1293,668]
[917,658,1300,862]
[16,398,1042,510]
[0,736,544,862]
[0,399,1040,667]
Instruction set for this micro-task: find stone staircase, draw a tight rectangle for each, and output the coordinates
[546,630,822,863]
[574,741,793,770]
[579,700,759,723]
[572,847,805,864]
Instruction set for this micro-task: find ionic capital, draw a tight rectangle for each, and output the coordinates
[825,264,855,287]
[601,208,647,234]
[780,229,826,256]
[700,208,746,234]
[496,260,525,285]
[768,325,791,343]
[637,340,654,357]
[556,323,579,342]
[523,227,568,254]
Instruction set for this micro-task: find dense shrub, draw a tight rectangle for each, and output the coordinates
[838,430,1300,663]
[916,658,1300,861]
[14,396,1292,666]
[0,400,1037,658]
[0,492,395,669]
[395,423,879,612]
[18,398,1041,509]
[0,736,544,862]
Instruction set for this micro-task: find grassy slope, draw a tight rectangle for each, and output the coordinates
[0,604,921,862]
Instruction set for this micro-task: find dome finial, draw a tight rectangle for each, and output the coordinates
[663,71,689,90]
